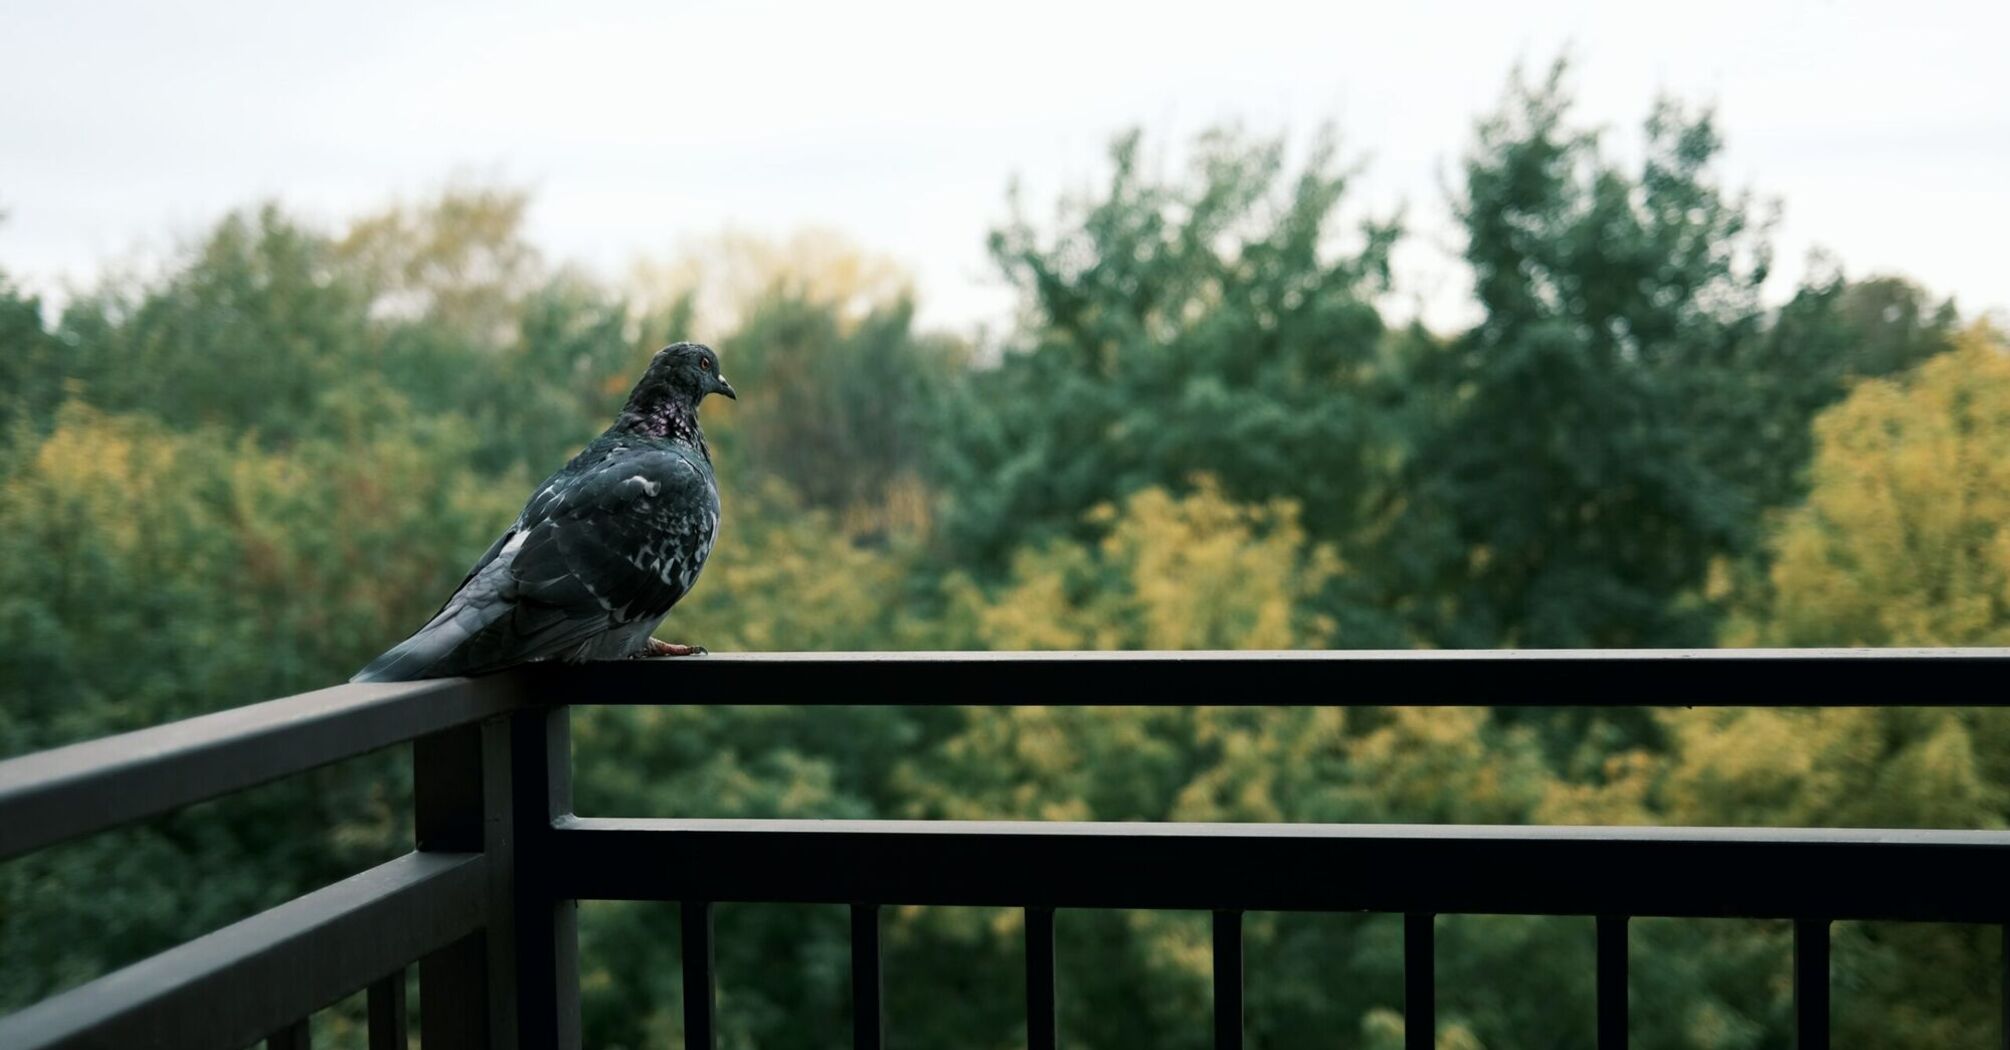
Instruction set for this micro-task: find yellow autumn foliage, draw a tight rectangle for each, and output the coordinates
[1745,324,2010,646]
[957,479,1341,650]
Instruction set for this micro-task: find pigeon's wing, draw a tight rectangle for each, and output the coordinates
[350,446,717,682]
[492,447,719,656]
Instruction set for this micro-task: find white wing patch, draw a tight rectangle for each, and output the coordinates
[623,475,662,497]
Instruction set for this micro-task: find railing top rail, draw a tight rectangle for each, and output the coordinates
[0,676,525,862]
[5,647,2006,862]
[527,647,2010,708]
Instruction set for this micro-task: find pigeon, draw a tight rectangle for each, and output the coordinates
[351,341,736,682]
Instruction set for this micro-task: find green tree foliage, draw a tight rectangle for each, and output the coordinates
[719,293,963,523]
[56,207,374,443]
[632,229,964,529]
[0,401,518,744]
[1385,64,1775,648]
[0,274,63,428]
[1711,271,1956,514]
[338,190,661,477]
[933,127,1401,581]
[1385,65,1963,653]
[1542,337,2010,1047]
[0,400,516,1013]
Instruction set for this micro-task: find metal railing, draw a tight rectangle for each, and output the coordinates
[0,650,2006,1049]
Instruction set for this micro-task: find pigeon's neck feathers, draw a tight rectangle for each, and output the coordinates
[612,391,707,453]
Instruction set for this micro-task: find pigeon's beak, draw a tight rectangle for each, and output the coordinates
[714,375,737,400]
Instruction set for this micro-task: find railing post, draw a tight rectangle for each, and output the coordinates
[508,705,582,1050]
[414,691,580,1050]
[415,723,491,1049]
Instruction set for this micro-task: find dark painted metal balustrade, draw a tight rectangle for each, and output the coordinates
[0,650,2007,1050]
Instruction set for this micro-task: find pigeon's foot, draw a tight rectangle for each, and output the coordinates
[641,638,708,658]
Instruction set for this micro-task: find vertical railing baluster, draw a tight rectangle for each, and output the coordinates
[1026,906,1057,1050]
[1795,918,1830,1049]
[266,1018,311,1050]
[1404,913,1434,1050]
[683,901,717,1050]
[852,904,884,1050]
[1213,910,1243,1050]
[1597,916,1627,1049]
[366,969,407,1050]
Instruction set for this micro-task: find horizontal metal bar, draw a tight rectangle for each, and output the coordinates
[0,851,489,1050]
[521,648,2010,708]
[550,818,2010,923]
[0,677,525,861]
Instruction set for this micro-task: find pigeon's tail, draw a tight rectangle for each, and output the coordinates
[350,617,477,682]
[352,531,528,683]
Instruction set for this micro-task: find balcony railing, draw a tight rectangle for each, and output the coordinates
[1,650,2007,1050]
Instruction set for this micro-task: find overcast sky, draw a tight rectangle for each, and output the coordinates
[2,0,2004,336]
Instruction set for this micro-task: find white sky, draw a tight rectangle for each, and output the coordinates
[2,0,2004,337]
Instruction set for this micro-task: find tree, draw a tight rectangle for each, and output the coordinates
[56,206,373,444]
[1386,63,1776,648]
[933,126,1402,598]
[628,230,964,527]
[1732,324,2010,647]
[629,226,913,336]
[1709,272,1957,514]
[0,272,62,428]
[948,480,1341,651]
[336,184,542,342]
[0,401,521,1019]
[712,292,963,525]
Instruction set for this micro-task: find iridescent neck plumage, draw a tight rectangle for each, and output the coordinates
[615,394,705,449]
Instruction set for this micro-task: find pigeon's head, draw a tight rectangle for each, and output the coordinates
[633,341,737,407]
[614,342,736,439]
